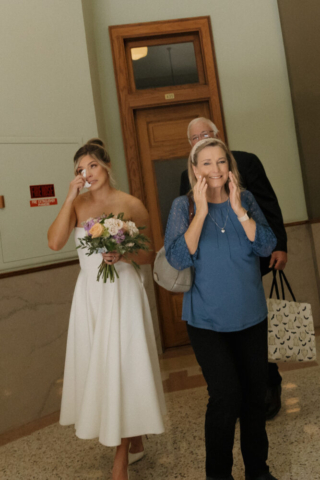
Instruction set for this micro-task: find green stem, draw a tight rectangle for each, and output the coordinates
[96,260,119,283]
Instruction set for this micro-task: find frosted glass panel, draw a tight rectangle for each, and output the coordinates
[154,157,188,233]
[131,42,199,90]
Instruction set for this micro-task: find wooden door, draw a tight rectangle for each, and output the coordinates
[135,102,210,348]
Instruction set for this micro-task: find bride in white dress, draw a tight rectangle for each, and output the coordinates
[48,139,166,480]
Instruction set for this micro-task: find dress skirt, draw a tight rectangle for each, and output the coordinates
[60,228,166,446]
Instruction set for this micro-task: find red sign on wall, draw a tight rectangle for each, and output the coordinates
[30,198,58,207]
[30,184,55,198]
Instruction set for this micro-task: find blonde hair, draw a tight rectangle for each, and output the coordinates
[73,138,116,187]
[187,138,243,196]
[187,117,219,145]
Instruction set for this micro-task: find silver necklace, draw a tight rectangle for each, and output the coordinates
[208,199,230,233]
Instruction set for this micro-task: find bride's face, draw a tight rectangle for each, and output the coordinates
[76,154,109,189]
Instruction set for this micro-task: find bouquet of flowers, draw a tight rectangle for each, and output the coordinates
[77,213,150,283]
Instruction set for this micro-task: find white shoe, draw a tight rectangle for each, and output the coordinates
[128,450,145,465]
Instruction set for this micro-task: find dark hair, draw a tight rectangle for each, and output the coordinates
[73,138,116,186]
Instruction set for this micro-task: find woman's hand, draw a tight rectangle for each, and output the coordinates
[102,252,122,265]
[229,172,245,217]
[66,175,86,203]
[193,176,208,218]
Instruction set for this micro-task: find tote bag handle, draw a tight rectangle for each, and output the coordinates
[269,269,296,302]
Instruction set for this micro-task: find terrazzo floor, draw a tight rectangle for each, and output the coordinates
[1,339,320,480]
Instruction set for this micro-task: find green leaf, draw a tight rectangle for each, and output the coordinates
[131,260,140,271]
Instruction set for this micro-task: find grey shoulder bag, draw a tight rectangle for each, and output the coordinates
[153,196,194,293]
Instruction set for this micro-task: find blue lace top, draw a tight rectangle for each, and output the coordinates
[164,190,277,332]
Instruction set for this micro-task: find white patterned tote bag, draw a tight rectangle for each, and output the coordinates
[267,270,316,363]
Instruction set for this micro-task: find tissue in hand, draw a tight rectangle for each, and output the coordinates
[82,169,91,188]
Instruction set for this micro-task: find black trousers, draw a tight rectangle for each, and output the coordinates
[268,362,282,387]
[187,320,269,479]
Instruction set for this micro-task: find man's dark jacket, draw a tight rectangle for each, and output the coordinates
[179,151,287,276]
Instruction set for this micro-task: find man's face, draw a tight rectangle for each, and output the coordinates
[189,120,217,146]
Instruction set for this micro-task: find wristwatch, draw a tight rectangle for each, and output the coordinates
[238,211,250,223]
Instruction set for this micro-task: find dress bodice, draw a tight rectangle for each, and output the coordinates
[75,227,103,274]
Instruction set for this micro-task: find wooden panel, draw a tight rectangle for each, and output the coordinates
[141,102,210,161]
[128,85,211,109]
[172,294,184,322]
[148,118,194,147]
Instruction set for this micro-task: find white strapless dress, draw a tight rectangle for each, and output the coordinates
[60,228,166,446]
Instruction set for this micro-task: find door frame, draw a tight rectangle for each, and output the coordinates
[109,16,227,203]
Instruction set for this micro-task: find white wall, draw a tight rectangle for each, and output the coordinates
[0,0,98,272]
[1,0,97,139]
[87,0,307,223]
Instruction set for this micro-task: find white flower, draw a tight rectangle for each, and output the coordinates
[127,242,134,247]
[103,218,123,236]
[108,224,119,236]
[114,219,124,230]
[126,221,139,237]
[103,218,114,228]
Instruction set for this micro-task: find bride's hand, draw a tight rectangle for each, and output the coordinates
[66,175,86,203]
[102,252,122,265]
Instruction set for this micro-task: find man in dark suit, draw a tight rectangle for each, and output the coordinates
[180,117,287,420]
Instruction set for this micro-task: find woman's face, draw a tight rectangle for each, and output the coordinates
[192,146,229,189]
[76,154,109,189]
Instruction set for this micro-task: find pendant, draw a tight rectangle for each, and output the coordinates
[221,229,225,233]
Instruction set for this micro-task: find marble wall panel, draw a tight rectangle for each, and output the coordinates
[263,224,320,326]
[0,265,79,434]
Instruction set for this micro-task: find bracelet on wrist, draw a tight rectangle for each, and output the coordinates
[237,211,249,223]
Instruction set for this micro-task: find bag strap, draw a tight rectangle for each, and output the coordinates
[279,270,296,302]
[269,269,296,302]
[188,195,195,225]
[279,269,285,299]
[269,269,280,299]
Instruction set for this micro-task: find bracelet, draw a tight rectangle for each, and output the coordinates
[238,211,249,223]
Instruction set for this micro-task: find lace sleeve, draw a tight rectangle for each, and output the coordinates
[242,190,277,257]
[164,196,197,270]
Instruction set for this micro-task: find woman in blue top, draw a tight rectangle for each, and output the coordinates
[165,138,277,480]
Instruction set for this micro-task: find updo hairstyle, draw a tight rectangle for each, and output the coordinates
[73,138,116,186]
